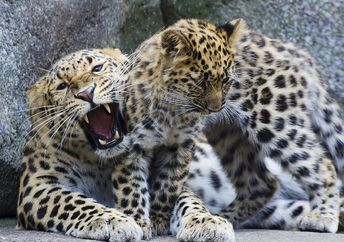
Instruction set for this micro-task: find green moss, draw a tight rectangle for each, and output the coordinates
[0,218,16,228]
[166,0,220,22]
[120,0,223,53]
[120,0,164,53]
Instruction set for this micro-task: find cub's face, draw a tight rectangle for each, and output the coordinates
[27,48,128,150]
[160,19,244,113]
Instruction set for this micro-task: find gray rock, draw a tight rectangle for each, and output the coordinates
[0,0,124,216]
[0,223,344,242]
[0,219,177,242]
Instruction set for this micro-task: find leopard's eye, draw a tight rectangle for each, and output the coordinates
[92,64,103,73]
[57,82,68,90]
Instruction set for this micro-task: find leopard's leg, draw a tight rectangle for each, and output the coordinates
[240,199,311,230]
[149,139,195,235]
[111,152,151,239]
[17,181,142,242]
[171,186,235,242]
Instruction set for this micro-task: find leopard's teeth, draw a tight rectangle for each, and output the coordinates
[84,115,89,124]
[114,131,120,140]
[103,104,111,114]
[98,139,107,145]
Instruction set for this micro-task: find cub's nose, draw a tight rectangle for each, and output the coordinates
[206,98,223,112]
[75,84,96,103]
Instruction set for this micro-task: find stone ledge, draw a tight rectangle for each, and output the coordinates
[1,225,344,242]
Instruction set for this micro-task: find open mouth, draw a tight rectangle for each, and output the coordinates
[80,103,127,149]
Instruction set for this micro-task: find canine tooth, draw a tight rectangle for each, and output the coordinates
[98,139,107,145]
[114,131,120,139]
[84,115,89,124]
[103,104,111,114]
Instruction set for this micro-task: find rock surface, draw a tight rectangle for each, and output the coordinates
[1,218,344,241]
[0,0,343,218]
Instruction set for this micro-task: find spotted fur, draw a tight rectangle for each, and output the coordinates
[95,19,244,240]
[17,49,144,241]
[206,19,341,232]
[165,18,342,233]
[182,144,344,232]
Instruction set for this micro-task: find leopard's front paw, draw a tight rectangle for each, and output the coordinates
[298,211,339,233]
[176,213,235,242]
[68,214,143,242]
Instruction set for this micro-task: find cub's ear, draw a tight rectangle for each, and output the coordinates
[161,29,193,61]
[25,75,48,112]
[219,18,246,44]
[100,48,128,62]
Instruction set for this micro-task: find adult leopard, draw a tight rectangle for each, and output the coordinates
[17,48,143,241]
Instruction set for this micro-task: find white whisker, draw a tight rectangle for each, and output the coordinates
[59,113,77,150]
[43,114,72,160]
[5,105,60,114]
[24,110,66,143]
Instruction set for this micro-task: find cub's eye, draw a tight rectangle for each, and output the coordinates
[56,82,68,90]
[92,64,103,73]
[223,77,230,83]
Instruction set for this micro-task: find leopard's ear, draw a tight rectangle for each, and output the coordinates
[26,75,49,112]
[100,48,128,62]
[161,29,193,62]
[219,18,246,45]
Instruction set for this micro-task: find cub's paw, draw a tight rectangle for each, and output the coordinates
[176,213,235,242]
[108,216,144,242]
[339,201,344,231]
[151,216,170,236]
[136,218,153,240]
[298,212,339,233]
[69,215,143,242]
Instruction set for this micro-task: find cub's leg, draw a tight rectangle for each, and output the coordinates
[266,124,340,232]
[309,92,344,181]
[211,134,278,226]
[149,139,196,235]
[171,186,235,242]
[292,156,340,232]
[187,132,277,227]
[340,196,344,231]
[111,152,152,239]
[17,176,142,242]
[242,189,343,231]
[241,199,311,230]
[219,156,278,227]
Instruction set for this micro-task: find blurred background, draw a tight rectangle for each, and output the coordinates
[0,0,343,219]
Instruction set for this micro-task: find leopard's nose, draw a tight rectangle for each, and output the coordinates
[75,84,96,103]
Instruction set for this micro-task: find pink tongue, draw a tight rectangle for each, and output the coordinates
[87,107,114,139]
